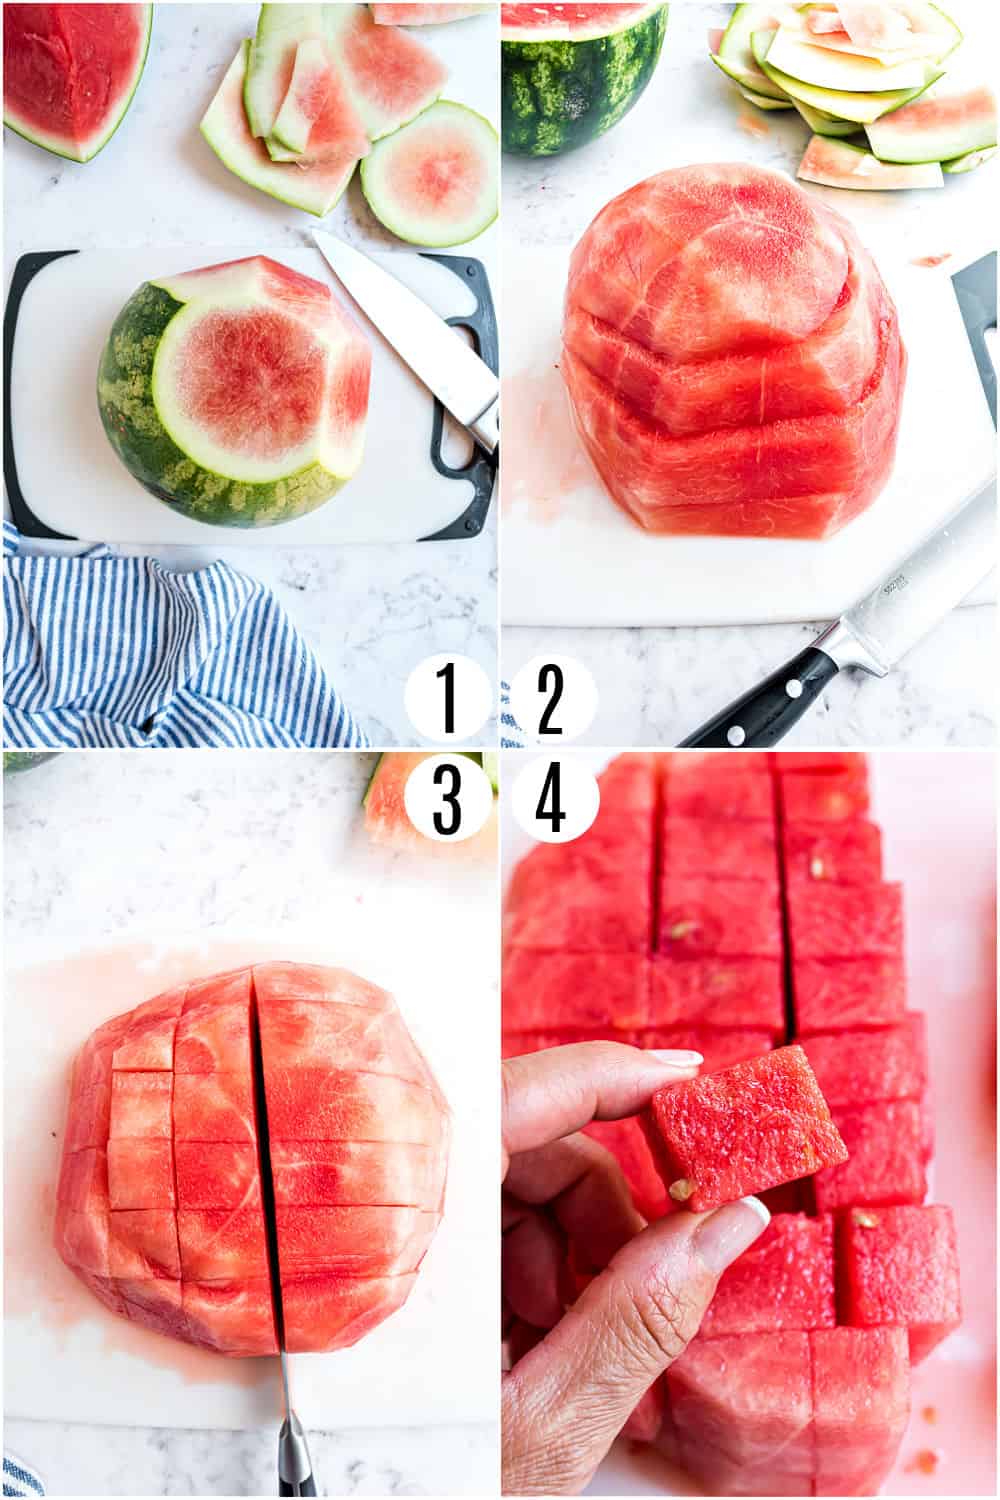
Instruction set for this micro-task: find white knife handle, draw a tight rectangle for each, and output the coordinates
[469,398,499,457]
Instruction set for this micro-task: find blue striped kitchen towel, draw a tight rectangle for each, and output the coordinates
[3,1452,44,1498]
[500,680,524,749]
[3,524,369,749]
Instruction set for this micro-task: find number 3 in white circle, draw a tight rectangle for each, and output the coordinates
[404,755,495,843]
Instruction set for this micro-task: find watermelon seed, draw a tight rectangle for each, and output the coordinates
[669,1178,697,1203]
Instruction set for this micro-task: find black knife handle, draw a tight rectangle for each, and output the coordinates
[679,647,841,748]
[279,1477,316,1496]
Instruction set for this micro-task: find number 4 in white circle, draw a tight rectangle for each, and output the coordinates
[510,756,600,844]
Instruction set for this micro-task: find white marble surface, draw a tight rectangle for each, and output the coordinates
[4,750,499,1495]
[4,3,500,748]
[500,1,997,748]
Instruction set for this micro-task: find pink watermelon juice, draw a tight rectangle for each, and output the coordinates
[502,750,961,1496]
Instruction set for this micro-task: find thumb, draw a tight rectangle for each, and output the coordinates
[502,1196,769,1496]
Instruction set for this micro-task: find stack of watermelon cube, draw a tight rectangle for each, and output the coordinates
[503,752,961,1496]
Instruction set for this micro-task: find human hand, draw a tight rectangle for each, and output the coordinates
[502,1041,770,1495]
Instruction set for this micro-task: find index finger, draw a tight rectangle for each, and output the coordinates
[502,1040,701,1172]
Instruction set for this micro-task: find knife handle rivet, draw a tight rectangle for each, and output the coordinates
[785,679,803,699]
[726,725,746,747]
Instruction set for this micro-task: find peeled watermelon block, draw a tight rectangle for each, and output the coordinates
[782,818,883,887]
[810,1327,910,1497]
[793,956,906,1034]
[502,950,649,1031]
[800,1014,927,1109]
[647,957,785,1035]
[111,985,184,1070]
[584,1118,668,1221]
[109,1071,172,1138]
[174,967,254,1073]
[660,816,778,882]
[788,882,903,961]
[700,1213,835,1338]
[643,1045,847,1212]
[664,754,775,819]
[171,1070,256,1142]
[838,1204,961,1363]
[812,1099,927,1213]
[779,765,870,821]
[659,875,782,958]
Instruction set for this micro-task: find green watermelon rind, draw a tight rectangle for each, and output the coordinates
[360,101,499,247]
[96,282,348,529]
[752,31,944,126]
[865,88,998,165]
[942,144,997,173]
[3,4,153,164]
[3,751,57,774]
[501,3,669,158]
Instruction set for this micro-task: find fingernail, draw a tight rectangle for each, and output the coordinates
[694,1196,770,1274]
[648,1049,703,1067]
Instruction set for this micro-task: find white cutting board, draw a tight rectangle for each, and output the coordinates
[5,885,498,1427]
[501,249,996,626]
[8,246,492,545]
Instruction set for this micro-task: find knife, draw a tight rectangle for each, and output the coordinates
[313,230,499,457]
[680,481,996,748]
[278,1349,317,1496]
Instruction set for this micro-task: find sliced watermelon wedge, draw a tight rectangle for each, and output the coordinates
[361,100,498,246]
[3,3,152,162]
[270,38,369,166]
[799,132,945,187]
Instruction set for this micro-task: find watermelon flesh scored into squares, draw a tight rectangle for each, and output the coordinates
[3,3,152,162]
[700,1213,836,1337]
[55,962,449,1357]
[663,751,774,820]
[97,254,371,529]
[839,1204,961,1362]
[661,817,778,882]
[659,875,782,958]
[779,762,870,820]
[644,1045,847,1212]
[502,950,650,1031]
[793,955,906,1034]
[800,1014,927,1109]
[360,100,499,247]
[788,882,903,961]
[505,831,653,952]
[562,164,905,539]
[782,818,883,886]
[811,1327,911,1496]
[648,957,785,1035]
[812,1099,927,1212]
[373,4,491,23]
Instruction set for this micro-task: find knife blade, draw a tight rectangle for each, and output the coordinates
[312,230,498,455]
[680,481,997,748]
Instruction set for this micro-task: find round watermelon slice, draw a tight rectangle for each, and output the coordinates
[501,2,669,156]
[55,962,450,1356]
[561,163,905,539]
[360,101,499,246]
[3,3,152,163]
[97,255,371,528]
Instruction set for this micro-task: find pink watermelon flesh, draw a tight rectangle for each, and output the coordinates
[812,1099,928,1213]
[800,1014,927,1110]
[789,882,904,962]
[373,4,487,24]
[330,4,449,140]
[647,957,785,1034]
[780,763,871,820]
[659,874,783,958]
[596,751,661,812]
[505,847,653,953]
[783,817,883,886]
[583,1118,669,1221]
[639,1026,775,1074]
[700,1213,836,1338]
[793,955,907,1034]
[55,963,449,1357]
[3,3,150,162]
[839,1205,961,1362]
[811,1327,911,1496]
[663,751,774,820]
[502,950,650,1031]
[501,3,657,38]
[563,165,904,539]
[271,40,371,165]
[660,816,778,882]
[644,1045,848,1212]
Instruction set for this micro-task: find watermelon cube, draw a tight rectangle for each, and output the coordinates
[792,956,906,1034]
[782,818,883,887]
[254,999,424,1080]
[799,1014,927,1110]
[583,1118,669,1221]
[64,1081,111,1152]
[621,1377,668,1443]
[57,1147,109,1213]
[597,752,660,813]
[109,1071,173,1138]
[262,1069,443,1145]
[281,1271,417,1354]
[57,1206,111,1275]
[74,1015,130,1085]
[174,1141,261,1209]
[275,1205,437,1277]
[775,752,862,774]
[111,985,185,1071]
[174,999,253,1075]
[664,754,775,820]
[501,1030,598,1059]
[252,960,393,1014]
[700,1213,835,1338]
[812,1100,927,1213]
[636,1027,774,1073]
[183,1276,278,1356]
[176,1205,270,1280]
[658,875,782,958]
[119,1276,190,1342]
[660,816,778,882]
[502,950,649,1032]
[647,957,784,1034]
[269,1140,437,1208]
[838,1204,961,1363]
[787,883,903,961]
[106,1138,175,1209]
[779,764,870,821]
[171,1071,256,1142]
[107,1209,181,1278]
[643,1045,847,1212]
[810,1327,910,1496]
[505,837,652,953]
[667,1331,813,1496]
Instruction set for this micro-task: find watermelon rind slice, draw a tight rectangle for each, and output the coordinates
[752,31,944,124]
[3,3,153,163]
[766,24,931,93]
[798,134,945,189]
[244,3,332,140]
[794,100,862,136]
[795,1,963,63]
[942,144,997,173]
[361,101,499,246]
[270,38,335,154]
[865,84,997,164]
[712,4,792,102]
[738,86,795,110]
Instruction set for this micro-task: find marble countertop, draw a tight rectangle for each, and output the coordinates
[4,3,499,748]
[501,1,997,749]
[4,750,498,1496]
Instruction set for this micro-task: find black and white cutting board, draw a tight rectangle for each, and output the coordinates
[6,246,495,546]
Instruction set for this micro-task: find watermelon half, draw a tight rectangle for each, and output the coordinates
[361,101,499,245]
[501,2,668,157]
[97,256,371,528]
[3,3,152,163]
[55,962,450,1356]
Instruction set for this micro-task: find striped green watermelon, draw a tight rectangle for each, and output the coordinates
[501,2,668,157]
